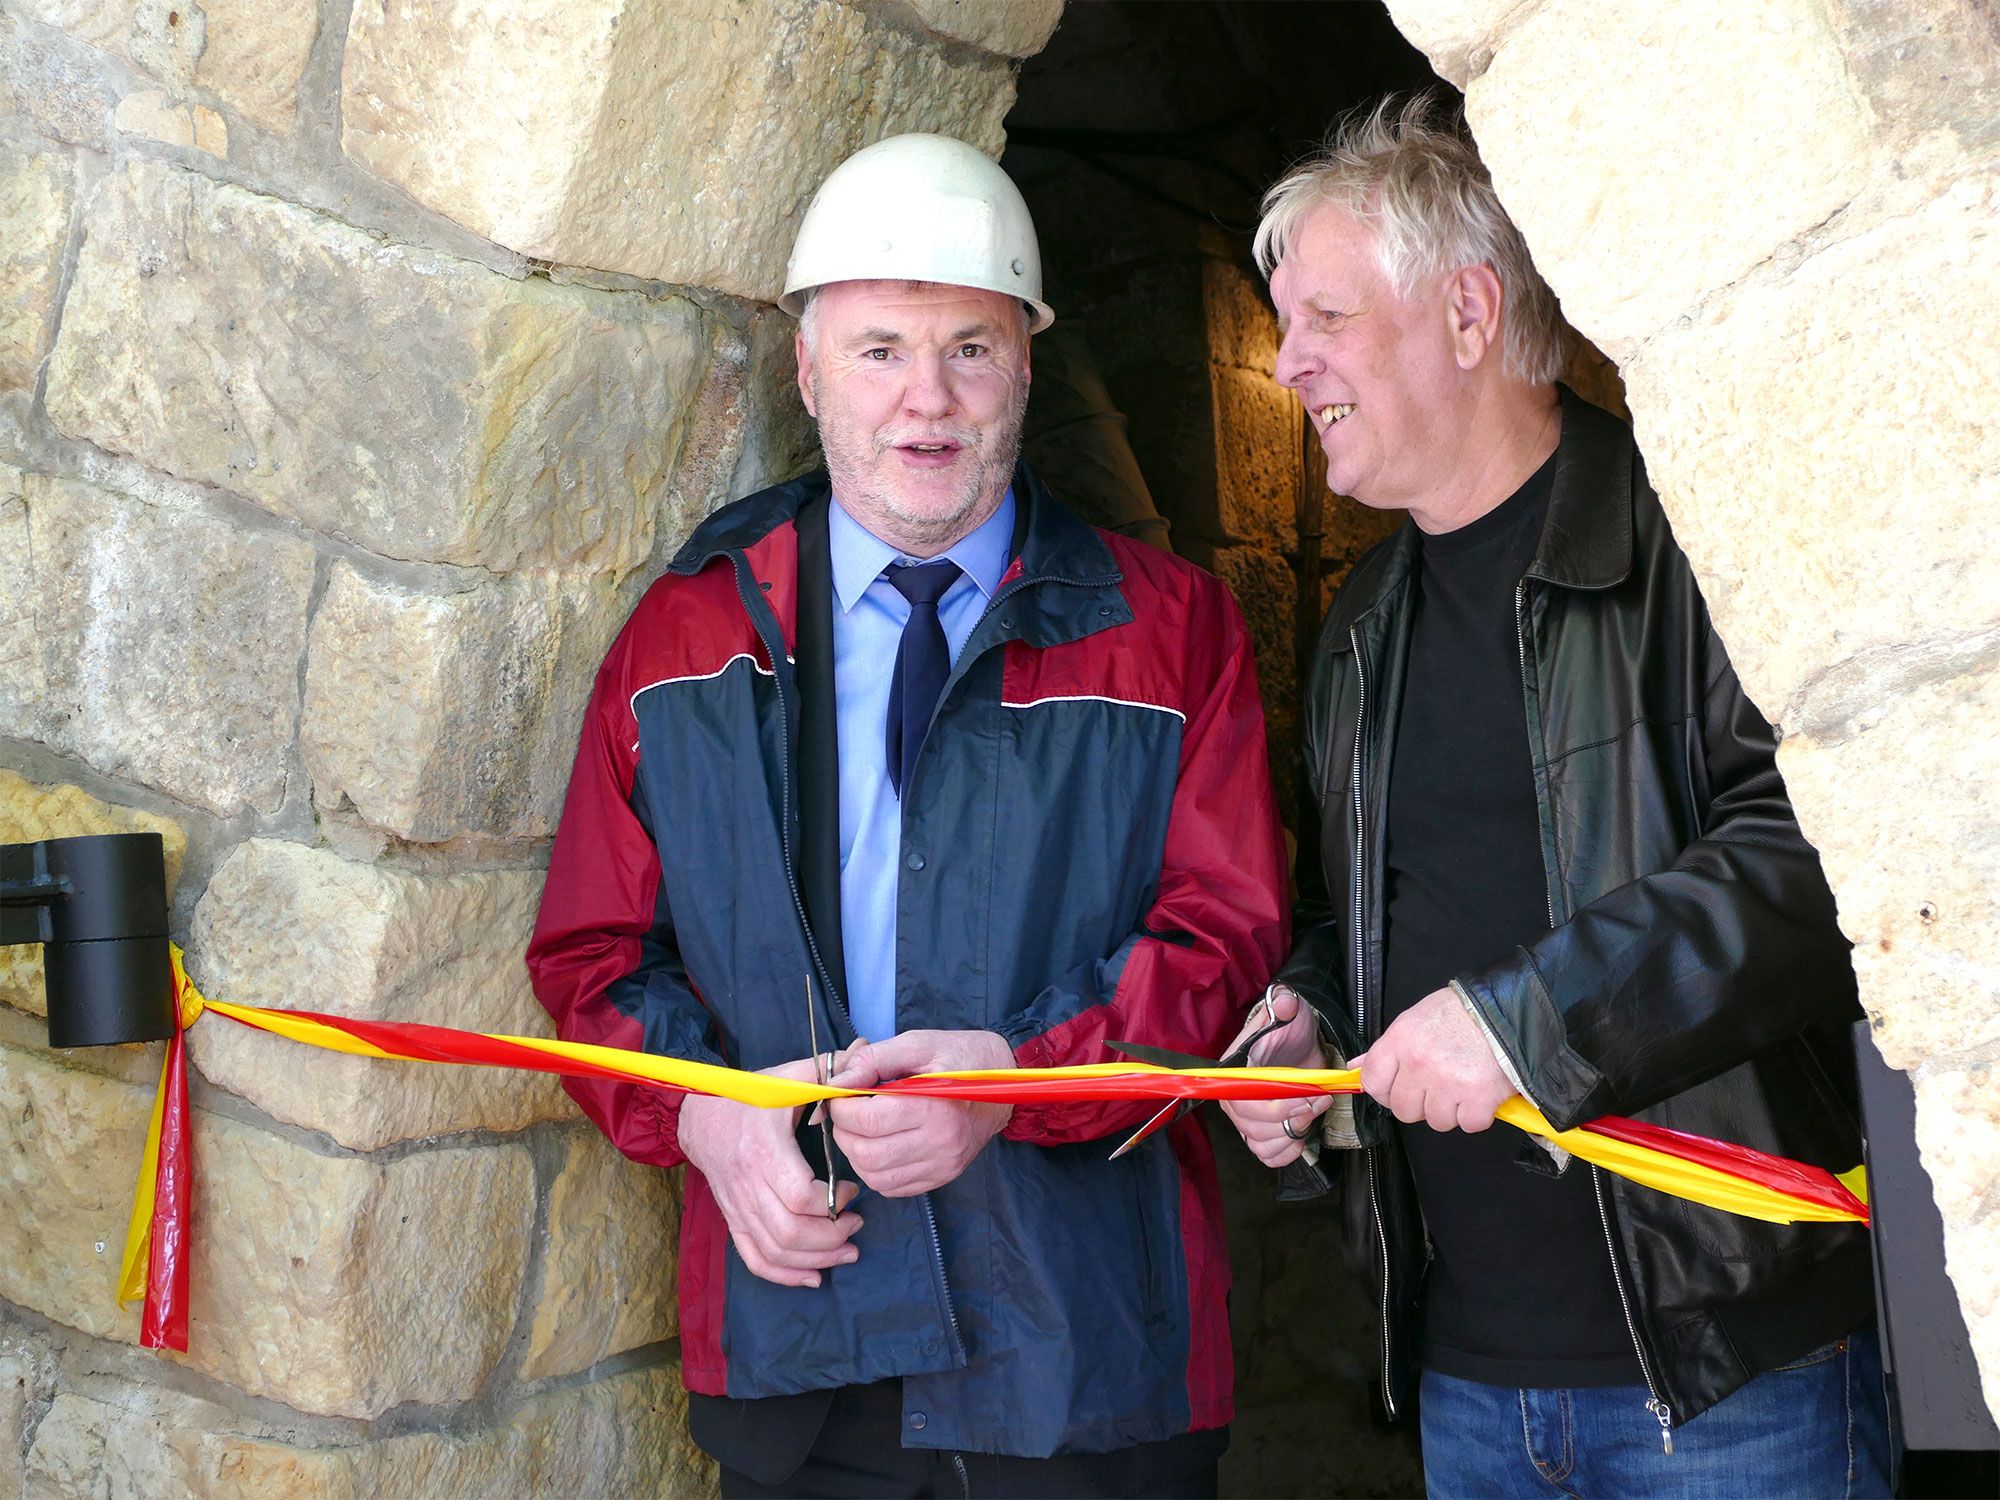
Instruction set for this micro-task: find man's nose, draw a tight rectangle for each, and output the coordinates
[1273,326,1315,391]
[903,354,956,418]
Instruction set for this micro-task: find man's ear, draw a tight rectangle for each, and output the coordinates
[1446,263,1504,372]
[795,328,818,418]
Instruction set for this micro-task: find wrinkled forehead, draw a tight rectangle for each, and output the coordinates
[1271,206,1390,305]
[809,279,1030,340]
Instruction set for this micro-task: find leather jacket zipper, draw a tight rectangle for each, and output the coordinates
[1349,624,1397,1421]
[1515,578,1673,1455]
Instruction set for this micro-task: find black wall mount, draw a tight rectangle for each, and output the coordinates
[0,831,174,1048]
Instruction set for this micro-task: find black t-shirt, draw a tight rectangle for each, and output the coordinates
[1380,452,1643,1388]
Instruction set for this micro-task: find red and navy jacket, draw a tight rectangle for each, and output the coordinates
[527,463,1288,1458]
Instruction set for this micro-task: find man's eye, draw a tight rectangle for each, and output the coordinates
[957,343,987,359]
[863,348,892,361]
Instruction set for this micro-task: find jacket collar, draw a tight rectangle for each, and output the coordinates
[1002,460,1123,591]
[1525,386,1634,592]
[1323,385,1635,650]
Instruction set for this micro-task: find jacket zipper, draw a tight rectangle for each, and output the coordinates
[1514,579,1673,1455]
[924,1196,966,1357]
[732,562,848,1033]
[732,558,969,1363]
[903,566,1114,1365]
[1348,625,1396,1421]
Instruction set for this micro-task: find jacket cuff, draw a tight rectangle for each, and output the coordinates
[652,1086,690,1166]
[1452,948,1607,1131]
[1450,980,1570,1170]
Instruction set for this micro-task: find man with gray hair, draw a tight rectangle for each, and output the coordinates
[1220,97,1893,1495]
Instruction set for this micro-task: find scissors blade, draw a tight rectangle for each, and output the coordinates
[1108,1098,1187,1159]
[807,975,836,1220]
[1106,1013,1294,1160]
[1105,1037,1213,1070]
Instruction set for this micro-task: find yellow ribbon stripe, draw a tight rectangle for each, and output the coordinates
[117,1046,173,1305]
[1498,1098,1860,1226]
[128,948,1859,1269]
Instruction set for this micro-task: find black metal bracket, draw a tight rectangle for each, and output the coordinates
[0,832,175,1047]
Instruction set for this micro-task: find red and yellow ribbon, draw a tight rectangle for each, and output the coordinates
[119,948,1867,1352]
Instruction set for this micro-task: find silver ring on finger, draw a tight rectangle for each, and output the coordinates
[1281,1116,1304,1142]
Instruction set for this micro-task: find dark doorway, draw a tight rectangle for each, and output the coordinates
[1006,6,1439,1494]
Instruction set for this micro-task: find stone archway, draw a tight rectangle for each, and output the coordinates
[1387,0,2000,1420]
[2,1,1995,1494]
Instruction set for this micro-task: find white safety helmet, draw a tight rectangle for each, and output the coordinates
[781,133,1054,332]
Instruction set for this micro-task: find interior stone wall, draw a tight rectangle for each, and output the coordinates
[1386,0,2000,1421]
[0,1,1059,1493]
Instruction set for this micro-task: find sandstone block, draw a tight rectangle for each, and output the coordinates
[522,1130,679,1382]
[45,160,708,574]
[0,770,186,1019]
[1826,0,2000,159]
[0,1043,535,1417]
[0,1044,154,1345]
[1941,1216,2000,1422]
[0,136,74,393]
[182,1128,534,1417]
[17,0,318,134]
[0,472,313,816]
[1383,0,1538,85]
[735,302,823,497]
[1622,176,2000,724]
[1911,1064,2000,1227]
[1467,0,1872,358]
[187,0,320,135]
[1,9,120,148]
[1214,546,1298,827]
[182,1360,717,1499]
[188,838,568,1149]
[27,1390,180,1500]
[15,1,204,98]
[299,563,631,842]
[339,0,1017,302]
[0,1351,25,1500]
[1210,366,1298,552]
[22,1382,238,1500]
[1202,253,1278,377]
[111,88,228,155]
[891,0,1065,57]
[1777,663,2000,1073]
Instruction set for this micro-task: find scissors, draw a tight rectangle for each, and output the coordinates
[1105,1003,1299,1160]
[1106,1004,1334,1200]
[806,974,837,1219]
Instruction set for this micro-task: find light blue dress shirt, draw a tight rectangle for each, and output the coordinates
[828,489,1015,1043]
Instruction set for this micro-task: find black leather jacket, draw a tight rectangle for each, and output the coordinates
[1276,390,1873,1433]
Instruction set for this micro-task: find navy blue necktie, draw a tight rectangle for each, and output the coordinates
[884,558,962,797]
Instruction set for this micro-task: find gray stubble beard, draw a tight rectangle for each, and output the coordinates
[812,372,1030,553]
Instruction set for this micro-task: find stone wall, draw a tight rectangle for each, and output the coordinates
[1386,0,2000,1421]
[0,0,1056,1492]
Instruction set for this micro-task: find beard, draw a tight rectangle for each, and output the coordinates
[813,374,1029,553]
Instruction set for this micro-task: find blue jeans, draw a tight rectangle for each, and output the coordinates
[1418,1331,1897,1499]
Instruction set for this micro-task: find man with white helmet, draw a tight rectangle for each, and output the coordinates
[529,133,1288,1496]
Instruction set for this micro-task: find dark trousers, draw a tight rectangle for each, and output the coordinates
[713,1380,1226,1499]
